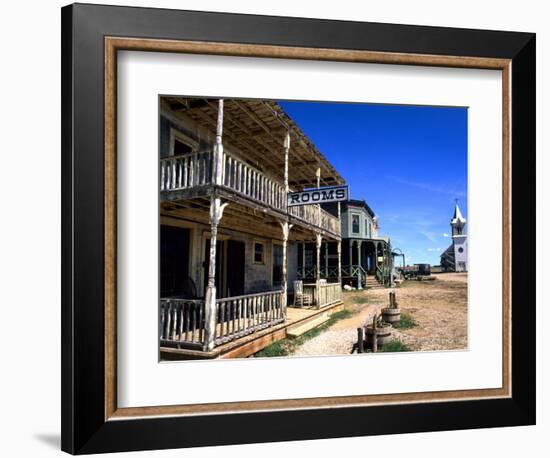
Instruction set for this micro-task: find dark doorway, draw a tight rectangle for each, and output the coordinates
[272,244,283,287]
[160,225,190,297]
[226,240,245,297]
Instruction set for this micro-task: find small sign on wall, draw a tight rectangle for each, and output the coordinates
[288,185,349,207]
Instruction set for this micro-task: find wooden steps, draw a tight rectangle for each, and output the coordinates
[365,277,384,289]
[286,312,329,338]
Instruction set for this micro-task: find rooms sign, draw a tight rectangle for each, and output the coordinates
[287,185,349,207]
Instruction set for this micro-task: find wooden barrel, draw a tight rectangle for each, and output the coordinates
[366,325,392,347]
[381,307,401,325]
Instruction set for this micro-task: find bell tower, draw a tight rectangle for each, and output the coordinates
[450,200,468,272]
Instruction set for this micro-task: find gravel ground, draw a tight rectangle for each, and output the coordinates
[289,302,385,357]
[288,272,468,356]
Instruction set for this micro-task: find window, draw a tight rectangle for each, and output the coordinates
[458,247,464,253]
[365,218,370,238]
[351,214,360,234]
[170,128,199,156]
[173,138,193,155]
[253,242,265,264]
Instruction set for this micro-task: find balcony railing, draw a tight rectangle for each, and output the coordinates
[160,151,340,237]
[160,290,285,350]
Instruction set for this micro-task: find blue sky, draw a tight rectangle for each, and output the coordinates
[279,101,468,266]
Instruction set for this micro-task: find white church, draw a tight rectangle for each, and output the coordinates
[440,202,468,272]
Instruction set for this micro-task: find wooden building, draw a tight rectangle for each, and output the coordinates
[306,199,395,288]
[159,97,345,355]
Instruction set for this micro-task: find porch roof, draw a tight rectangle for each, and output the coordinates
[162,97,345,189]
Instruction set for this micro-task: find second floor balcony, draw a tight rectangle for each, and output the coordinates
[160,150,341,239]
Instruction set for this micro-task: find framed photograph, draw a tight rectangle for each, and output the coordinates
[61,3,535,454]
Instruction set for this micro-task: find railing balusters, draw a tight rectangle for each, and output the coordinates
[231,300,236,337]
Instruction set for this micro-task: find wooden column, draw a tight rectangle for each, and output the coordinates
[204,99,226,351]
[324,242,329,278]
[356,240,363,289]
[316,167,321,227]
[315,233,322,307]
[203,197,228,351]
[337,202,342,286]
[301,242,306,279]
[349,240,353,272]
[389,245,395,288]
[337,240,342,285]
[280,222,292,318]
[212,99,224,186]
[284,132,290,194]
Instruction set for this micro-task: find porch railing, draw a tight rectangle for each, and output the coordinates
[214,290,285,345]
[160,151,340,237]
[317,282,342,308]
[160,290,285,350]
[303,282,342,308]
[160,299,206,348]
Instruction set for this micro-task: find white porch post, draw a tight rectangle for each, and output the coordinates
[337,202,342,286]
[324,242,329,278]
[356,240,363,289]
[280,222,293,318]
[302,242,306,279]
[316,233,322,307]
[213,99,224,186]
[337,240,342,285]
[204,99,227,352]
[389,247,395,288]
[284,132,290,195]
[349,241,353,275]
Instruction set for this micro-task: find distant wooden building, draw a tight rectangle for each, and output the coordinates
[159,97,344,355]
[312,200,395,288]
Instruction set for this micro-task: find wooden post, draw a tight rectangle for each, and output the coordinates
[280,221,292,319]
[203,196,228,351]
[324,242,329,279]
[213,99,224,186]
[356,240,363,289]
[204,98,227,351]
[316,167,321,226]
[349,241,353,275]
[357,328,364,354]
[301,242,306,279]
[389,245,395,288]
[372,314,378,353]
[284,132,290,194]
[337,202,342,286]
[315,233,322,308]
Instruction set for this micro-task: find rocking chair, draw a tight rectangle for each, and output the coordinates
[293,280,313,308]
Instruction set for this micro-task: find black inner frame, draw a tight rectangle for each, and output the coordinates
[61,3,535,454]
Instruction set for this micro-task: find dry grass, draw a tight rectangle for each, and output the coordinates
[363,273,468,351]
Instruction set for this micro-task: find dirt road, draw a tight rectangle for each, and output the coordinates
[287,272,467,356]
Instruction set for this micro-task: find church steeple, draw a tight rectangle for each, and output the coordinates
[441,200,468,272]
[451,200,466,237]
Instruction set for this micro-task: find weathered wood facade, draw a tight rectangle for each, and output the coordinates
[159,97,344,352]
[310,200,395,288]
